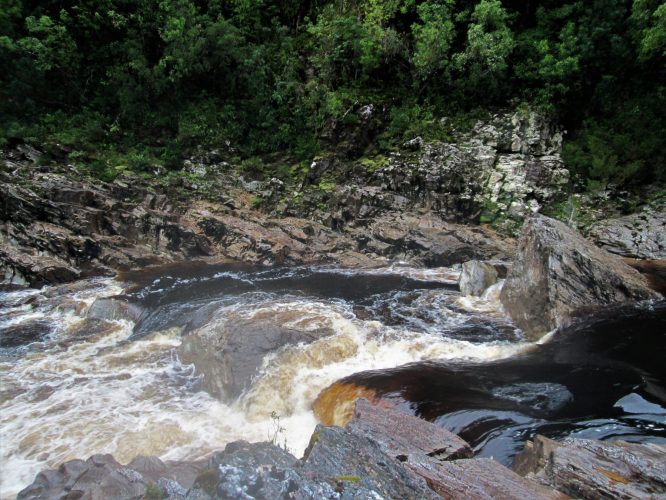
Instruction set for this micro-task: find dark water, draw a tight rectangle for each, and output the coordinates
[1,262,665,496]
[341,300,666,465]
[120,263,666,465]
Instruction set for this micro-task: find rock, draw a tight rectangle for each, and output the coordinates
[412,457,568,499]
[186,441,306,499]
[458,260,499,296]
[179,318,332,401]
[346,398,473,463]
[589,204,666,259]
[0,320,53,348]
[87,296,144,323]
[403,136,424,151]
[17,453,205,500]
[513,435,666,499]
[491,383,573,413]
[625,259,666,295]
[187,433,438,500]
[0,244,80,287]
[302,425,439,499]
[500,214,660,340]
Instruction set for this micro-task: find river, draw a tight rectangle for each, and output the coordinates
[1,262,665,498]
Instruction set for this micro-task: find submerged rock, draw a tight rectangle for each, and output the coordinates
[458,260,499,296]
[513,435,666,499]
[500,214,660,340]
[179,318,332,401]
[87,296,144,323]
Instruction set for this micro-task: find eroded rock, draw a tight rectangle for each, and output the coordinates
[513,435,666,499]
[179,318,332,401]
[500,214,660,340]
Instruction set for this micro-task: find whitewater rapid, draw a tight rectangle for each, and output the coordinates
[0,265,528,498]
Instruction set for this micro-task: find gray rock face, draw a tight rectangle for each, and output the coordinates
[500,214,660,340]
[346,398,473,463]
[513,435,666,499]
[589,203,666,259]
[17,453,206,500]
[302,425,439,499]
[186,430,439,500]
[178,318,332,402]
[459,260,499,296]
[352,109,569,227]
[87,296,144,323]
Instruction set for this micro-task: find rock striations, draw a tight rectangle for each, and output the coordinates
[20,399,665,499]
[500,214,661,340]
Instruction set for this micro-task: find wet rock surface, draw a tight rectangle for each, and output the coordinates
[17,453,206,500]
[17,401,600,500]
[458,260,499,296]
[179,318,332,401]
[513,435,666,499]
[500,214,660,340]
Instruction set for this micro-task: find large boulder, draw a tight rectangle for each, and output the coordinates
[500,215,660,340]
[178,318,332,401]
[513,435,666,499]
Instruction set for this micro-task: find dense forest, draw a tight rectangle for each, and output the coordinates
[1,0,665,188]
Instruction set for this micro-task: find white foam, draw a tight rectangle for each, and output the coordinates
[0,269,529,498]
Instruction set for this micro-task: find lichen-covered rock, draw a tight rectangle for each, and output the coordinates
[500,214,660,340]
[187,434,439,500]
[302,425,440,499]
[589,203,666,259]
[513,435,666,499]
[459,260,499,296]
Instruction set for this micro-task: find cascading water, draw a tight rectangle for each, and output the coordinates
[1,263,664,498]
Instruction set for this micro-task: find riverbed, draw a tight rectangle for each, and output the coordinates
[1,262,665,498]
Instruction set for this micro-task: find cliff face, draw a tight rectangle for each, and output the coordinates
[271,108,569,233]
[5,107,660,288]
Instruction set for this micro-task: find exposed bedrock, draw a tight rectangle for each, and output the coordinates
[33,400,666,499]
[513,434,666,500]
[588,202,666,260]
[500,214,661,340]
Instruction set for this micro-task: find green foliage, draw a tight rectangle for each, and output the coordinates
[144,482,163,500]
[411,1,454,77]
[0,0,663,190]
[452,0,515,97]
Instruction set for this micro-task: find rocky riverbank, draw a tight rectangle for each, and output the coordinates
[3,108,665,290]
[3,107,666,499]
[17,398,665,499]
